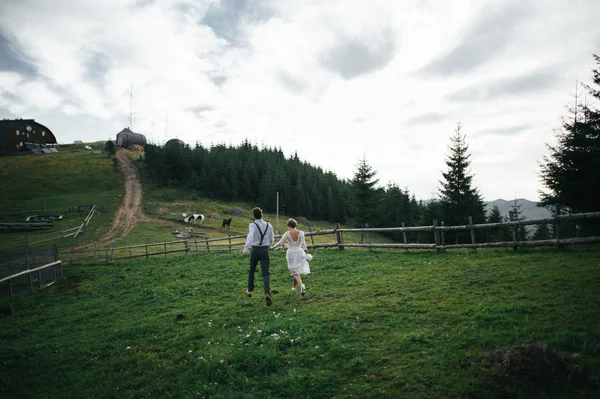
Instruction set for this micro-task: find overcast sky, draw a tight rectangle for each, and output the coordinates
[1,0,599,202]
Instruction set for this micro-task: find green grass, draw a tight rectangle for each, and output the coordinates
[0,147,122,251]
[1,247,599,398]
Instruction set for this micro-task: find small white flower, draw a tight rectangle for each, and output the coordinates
[245,334,250,338]
[315,346,320,349]
[126,346,131,350]
[189,350,192,353]
[271,333,281,340]
[220,360,224,363]
[257,330,262,333]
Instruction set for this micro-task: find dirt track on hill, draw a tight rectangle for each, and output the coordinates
[84,150,179,248]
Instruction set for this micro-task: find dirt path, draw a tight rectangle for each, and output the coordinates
[84,150,178,248]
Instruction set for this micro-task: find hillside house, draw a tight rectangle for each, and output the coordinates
[116,127,147,148]
[0,119,58,155]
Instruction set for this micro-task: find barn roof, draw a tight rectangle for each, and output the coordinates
[116,127,147,147]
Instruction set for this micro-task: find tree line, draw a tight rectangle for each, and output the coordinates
[133,52,600,242]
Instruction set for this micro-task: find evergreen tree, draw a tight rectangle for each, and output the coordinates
[104,139,116,156]
[508,199,528,241]
[351,156,379,226]
[438,124,486,243]
[539,53,600,235]
[532,223,551,241]
[486,203,505,242]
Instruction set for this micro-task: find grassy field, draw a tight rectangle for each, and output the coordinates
[1,246,599,398]
[0,143,122,252]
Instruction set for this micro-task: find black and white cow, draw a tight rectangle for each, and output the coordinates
[182,213,205,224]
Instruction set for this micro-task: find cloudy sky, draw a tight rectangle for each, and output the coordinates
[1,0,599,202]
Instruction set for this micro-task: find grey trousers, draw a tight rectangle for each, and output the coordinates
[248,246,270,295]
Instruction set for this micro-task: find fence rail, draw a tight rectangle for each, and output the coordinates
[10,211,599,266]
[0,260,63,300]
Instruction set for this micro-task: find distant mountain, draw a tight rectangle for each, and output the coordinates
[484,198,552,221]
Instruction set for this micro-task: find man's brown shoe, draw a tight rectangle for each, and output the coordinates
[265,294,272,306]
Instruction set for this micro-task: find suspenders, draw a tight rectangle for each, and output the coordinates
[254,222,269,246]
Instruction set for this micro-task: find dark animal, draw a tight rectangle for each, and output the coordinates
[222,217,232,229]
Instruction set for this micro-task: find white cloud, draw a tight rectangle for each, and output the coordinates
[1,0,599,201]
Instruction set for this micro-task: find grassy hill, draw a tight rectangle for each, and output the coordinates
[0,146,387,254]
[1,248,599,398]
[2,145,600,397]
[0,143,123,251]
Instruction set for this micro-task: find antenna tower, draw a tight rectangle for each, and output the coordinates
[128,82,133,129]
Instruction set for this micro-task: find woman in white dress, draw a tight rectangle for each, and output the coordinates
[271,218,312,296]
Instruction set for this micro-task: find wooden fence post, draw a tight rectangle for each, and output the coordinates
[308,225,315,246]
[145,243,149,260]
[111,246,115,263]
[335,223,344,251]
[27,272,33,293]
[402,222,408,253]
[365,223,371,251]
[433,220,441,252]
[468,216,476,252]
[184,238,189,254]
[441,222,445,247]
[8,279,13,300]
[194,238,198,252]
[228,234,232,253]
[164,241,167,257]
[360,224,364,244]
[554,204,560,248]
[129,246,132,259]
[38,269,42,289]
[52,244,59,262]
[205,238,210,252]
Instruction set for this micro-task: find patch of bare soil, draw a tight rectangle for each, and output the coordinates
[52,275,95,295]
[469,340,598,396]
[80,150,180,249]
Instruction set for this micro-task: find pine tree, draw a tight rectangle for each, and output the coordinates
[351,156,379,226]
[539,53,600,236]
[438,124,486,243]
[486,203,504,242]
[104,139,116,156]
[532,223,551,241]
[508,199,528,241]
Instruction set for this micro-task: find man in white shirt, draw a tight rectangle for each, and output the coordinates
[242,207,275,306]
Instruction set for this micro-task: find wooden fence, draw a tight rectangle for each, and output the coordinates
[53,211,600,264]
[0,245,60,279]
[0,260,63,300]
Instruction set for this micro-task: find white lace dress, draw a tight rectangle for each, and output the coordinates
[273,230,311,275]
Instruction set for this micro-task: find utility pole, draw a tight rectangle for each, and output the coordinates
[128,82,133,129]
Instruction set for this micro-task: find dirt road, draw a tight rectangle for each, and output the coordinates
[87,150,177,248]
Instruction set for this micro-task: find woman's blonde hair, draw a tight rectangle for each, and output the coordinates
[286,218,297,228]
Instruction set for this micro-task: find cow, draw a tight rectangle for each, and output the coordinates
[182,213,205,224]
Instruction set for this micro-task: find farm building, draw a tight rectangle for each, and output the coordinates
[165,138,186,147]
[116,127,147,148]
[0,119,58,155]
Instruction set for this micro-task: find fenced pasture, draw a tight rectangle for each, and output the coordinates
[0,148,122,251]
[47,211,600,265]
[1,248,599,398]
